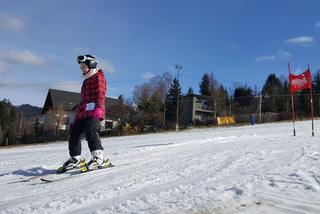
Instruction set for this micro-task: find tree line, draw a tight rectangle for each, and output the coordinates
[1,70,320,146]
[0,100,45,146]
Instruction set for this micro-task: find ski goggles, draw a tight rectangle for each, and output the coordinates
[77,55,95,64]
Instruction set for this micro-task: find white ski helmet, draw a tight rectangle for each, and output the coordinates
[77,55,97,69]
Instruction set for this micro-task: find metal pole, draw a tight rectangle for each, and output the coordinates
[308,64,315,137]
[259,94,262,123]
[175,64,182,131]
[288,63,296,136]
[229,96,232,115]
[163,104,166,128]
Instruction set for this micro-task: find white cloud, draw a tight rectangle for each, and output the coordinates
[256,55,276,62]
[0,80,46,91]
[52,81,82,93]
[285,36,314,46]
[315,22,320,28]
[0,80,82,95]
[278,50,290,59]
[142,72,155,80]
[4,50,45,65]
[0,12,26,33]
[256,50,290,63]
[0,49,45,74]
[0,49,45,72]
[98,58,115,73]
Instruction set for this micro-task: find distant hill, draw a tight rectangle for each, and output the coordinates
[16,104,42,119]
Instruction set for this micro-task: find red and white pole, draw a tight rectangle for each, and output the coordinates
[308,64,315,137]
[288,63,296,136]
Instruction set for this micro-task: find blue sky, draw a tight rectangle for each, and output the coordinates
[1,0,320,107]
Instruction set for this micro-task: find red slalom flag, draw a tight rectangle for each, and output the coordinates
[289,69,312,93]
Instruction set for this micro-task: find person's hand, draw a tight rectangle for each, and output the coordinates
[92,107,103,120]
[72,104,80,111]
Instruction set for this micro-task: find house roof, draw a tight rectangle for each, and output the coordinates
[42,89,118,114]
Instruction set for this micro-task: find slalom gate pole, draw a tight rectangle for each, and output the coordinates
[308,64,315,137]
[288,63,296,136]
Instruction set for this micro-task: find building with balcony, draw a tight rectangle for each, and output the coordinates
[181,94,215,127]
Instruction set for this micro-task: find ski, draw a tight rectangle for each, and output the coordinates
[9,160,87,184]
[39,160,115,183]
[80,159,114,173]
[39,175,72,183]
[56,159,86,174]
[12,161,128,184]
[8,176,42,184]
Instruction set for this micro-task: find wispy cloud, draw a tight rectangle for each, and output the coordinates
[0,12,26,33]
[0,80,47,91]
[4,50,45,65]
[52,81,82,92]
[285,36,314,46]
[98,58,115,74]
[256,55,275,62]
[278,50,290,59]
[0,49,46,72]
[0,80,82,93]
[142,72,155,80]
[256,50,290,63]
[316,22,320,28]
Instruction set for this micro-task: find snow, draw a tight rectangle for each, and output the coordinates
[1,120,320,214]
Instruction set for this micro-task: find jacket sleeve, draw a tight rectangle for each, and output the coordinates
[95,72,106,109]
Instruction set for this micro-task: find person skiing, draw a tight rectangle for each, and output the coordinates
[59,54,110,172]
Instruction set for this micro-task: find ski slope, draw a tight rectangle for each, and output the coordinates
[1,120,320,214]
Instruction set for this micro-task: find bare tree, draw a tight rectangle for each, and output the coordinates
[132,72,173,130]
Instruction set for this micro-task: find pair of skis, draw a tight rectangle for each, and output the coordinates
[15,159,114,184]
[57,159,114,174]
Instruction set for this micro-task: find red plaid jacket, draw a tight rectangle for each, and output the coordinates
[75,69,106,120]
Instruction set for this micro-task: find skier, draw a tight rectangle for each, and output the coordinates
[59,54,111,172]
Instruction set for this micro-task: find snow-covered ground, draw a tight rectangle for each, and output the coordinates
[1,120,320,214]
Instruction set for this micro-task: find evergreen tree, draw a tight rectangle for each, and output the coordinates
[0,100,11,137]
[34,118,42,143]
[261,74,283,112]
[135,84,151,111]
[0,125,2,146]
[199,74,210,96]
[282,79,290,113]
[187,87,194,95]
[165,78,183,122]
[312,70,320,115]
[8,104,17,144]
[118,95,124,105]
[0,99,17,145]
[234,86,253,107]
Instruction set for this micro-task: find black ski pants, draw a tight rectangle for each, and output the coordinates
[69,118,104,157]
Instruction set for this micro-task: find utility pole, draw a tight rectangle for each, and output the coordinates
[259,93,262,124]
[229,96,231,115]
[163,102,166,128]
[175,64,182,131]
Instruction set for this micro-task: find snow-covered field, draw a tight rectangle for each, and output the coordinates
[1,120,320,214]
